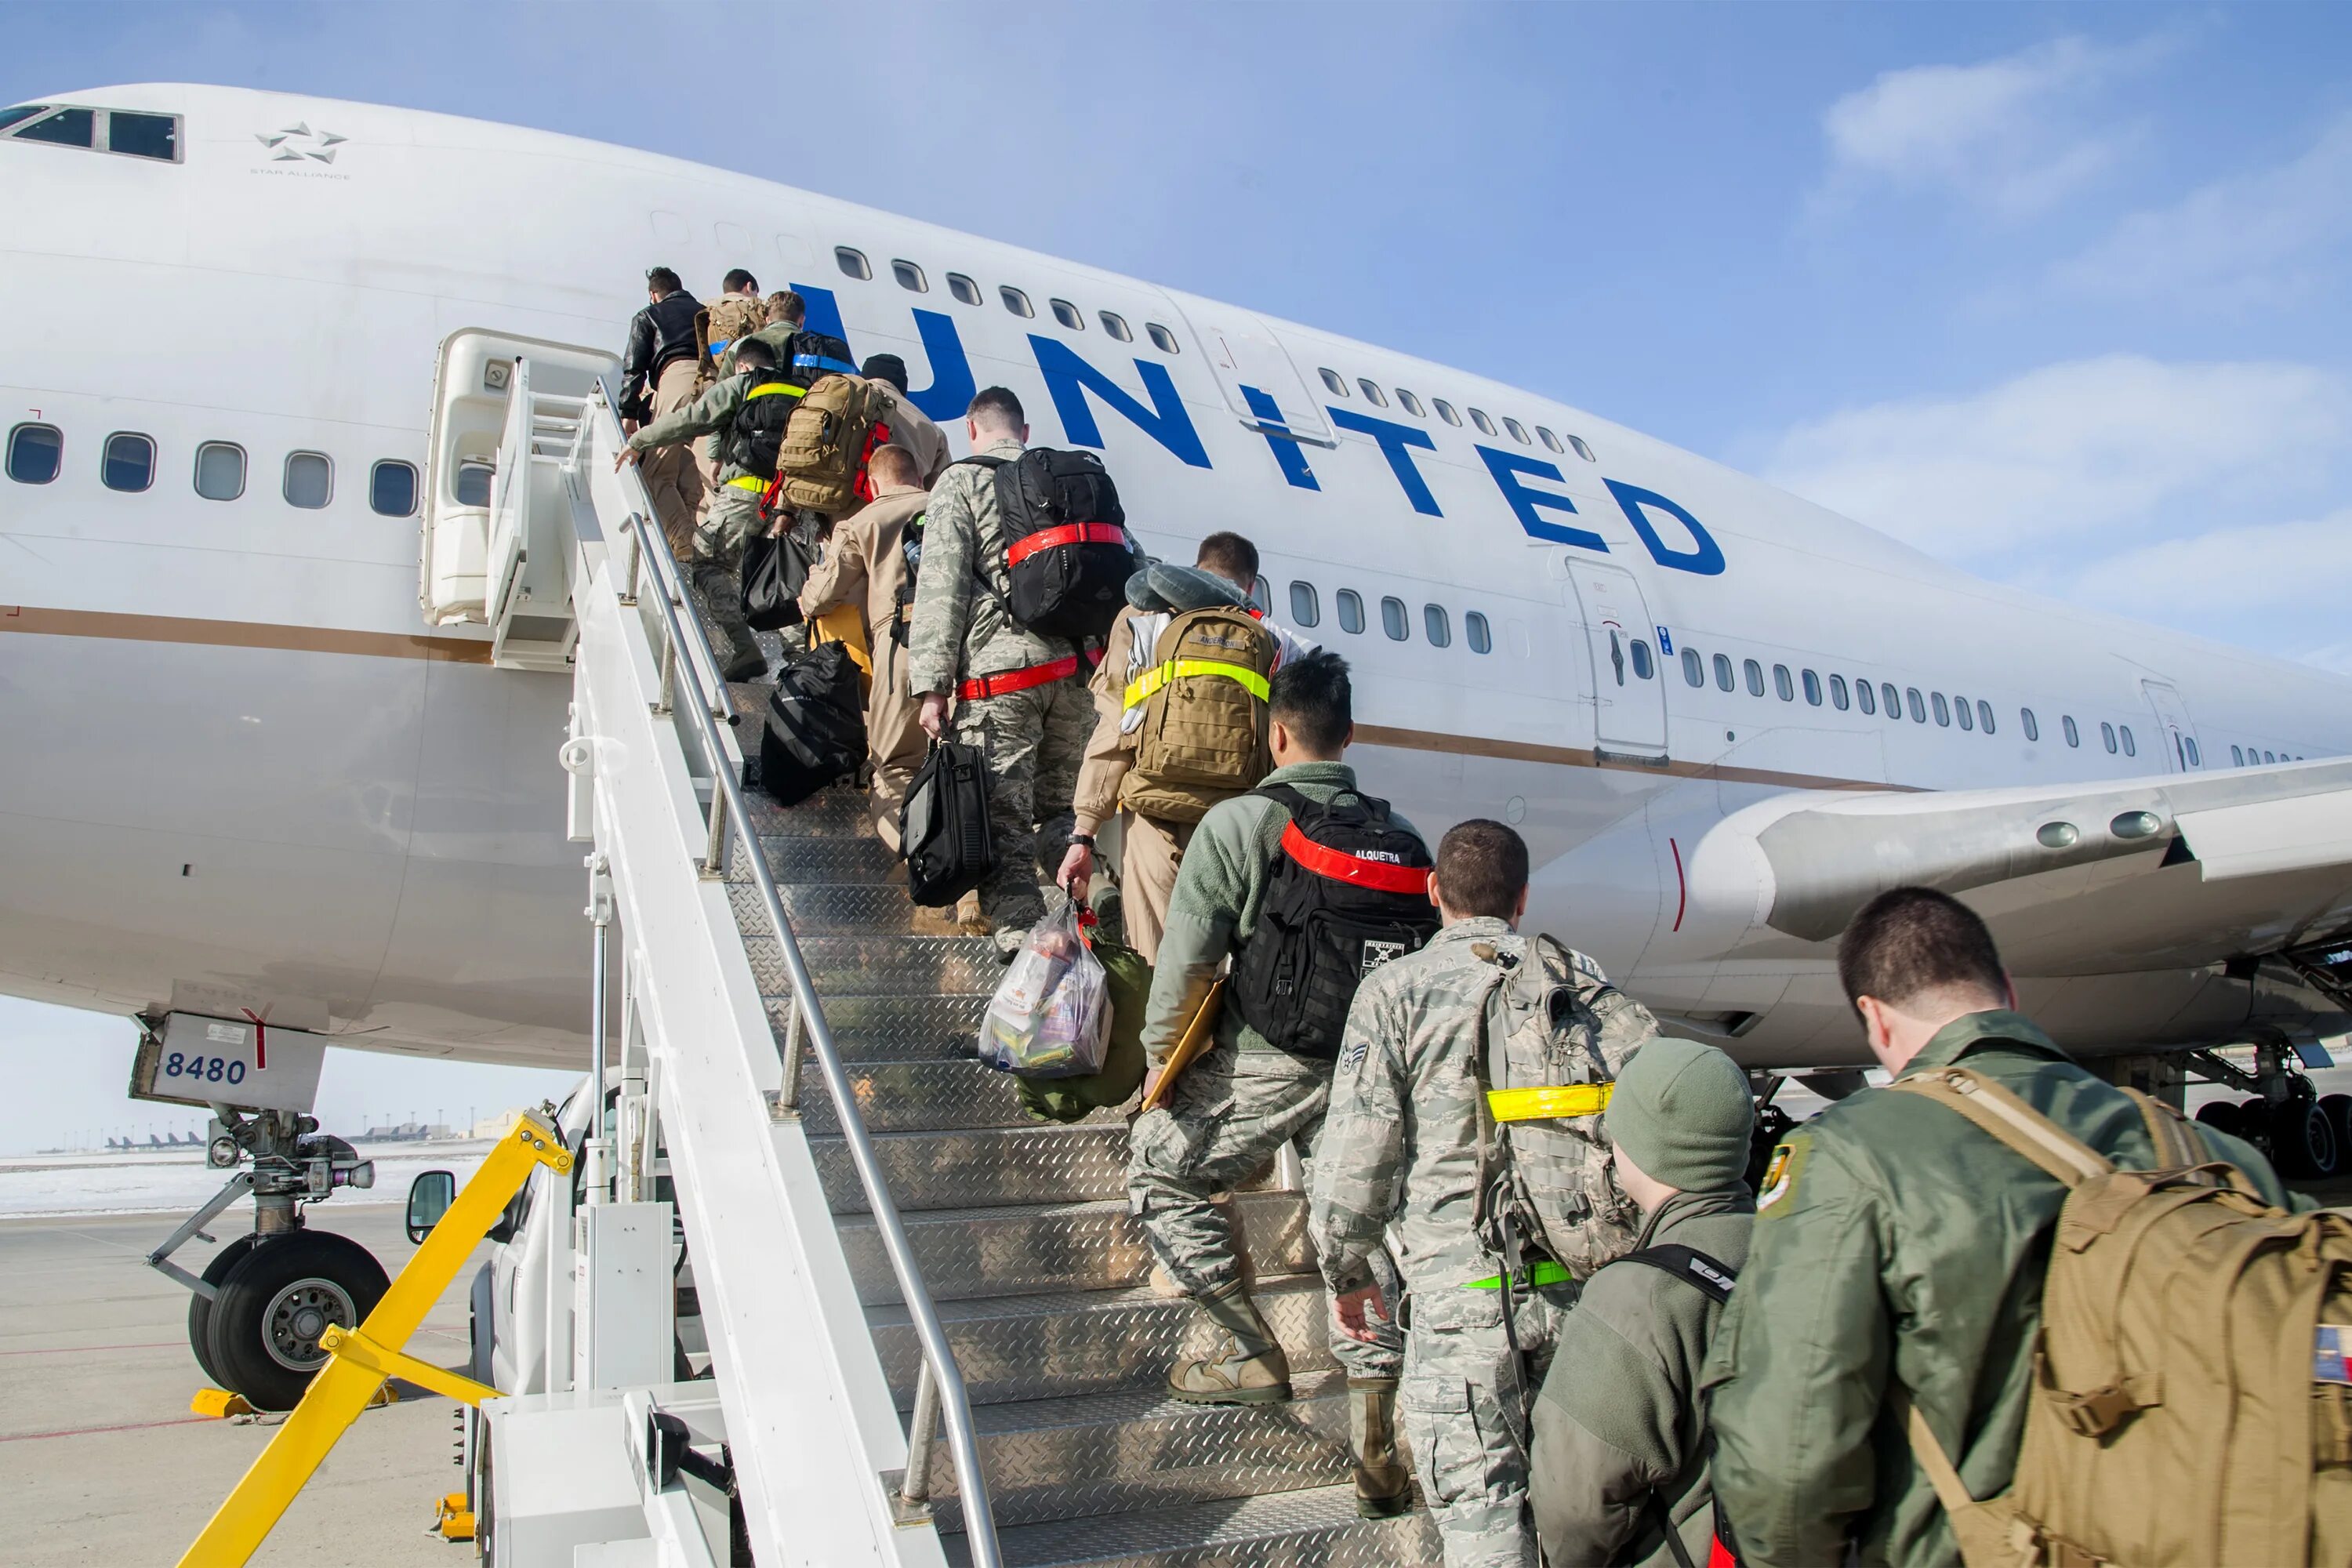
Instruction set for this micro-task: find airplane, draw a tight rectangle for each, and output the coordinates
[4,82,2350,1425]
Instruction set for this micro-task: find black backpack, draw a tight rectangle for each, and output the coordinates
[740,514,826,631]
[899,741,995,907]
[887,511,927,648]
[963,449,1134,641]
[757,641,865,807]
[723,377,799,479]
[1230,784,1439,1058]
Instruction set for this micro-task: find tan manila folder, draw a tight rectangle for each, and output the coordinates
[1140,979,1225,1115]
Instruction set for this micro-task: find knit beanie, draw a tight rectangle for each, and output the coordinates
[1605,1037,1755,1193]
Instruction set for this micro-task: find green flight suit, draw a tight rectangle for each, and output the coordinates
[629,370,778,678]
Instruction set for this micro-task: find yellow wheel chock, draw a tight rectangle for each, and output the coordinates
[176,1113,573,1568]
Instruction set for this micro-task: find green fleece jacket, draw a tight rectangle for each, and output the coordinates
[1700,1011,2302,1568]
[1531,1187,1754,1568]
[626,370,772,488]
[1138,760,1417,1065]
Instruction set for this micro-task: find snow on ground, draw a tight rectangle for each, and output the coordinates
[0,1141,501,1218]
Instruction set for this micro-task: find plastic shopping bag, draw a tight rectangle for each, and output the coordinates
[978,904,1111,1078]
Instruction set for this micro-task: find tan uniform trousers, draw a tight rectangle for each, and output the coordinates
[1116,811,1194,967]
[641,359,707,557]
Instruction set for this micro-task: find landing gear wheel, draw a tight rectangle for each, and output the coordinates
[2194,1100,2244,1140]
[2323,1095,2352,1162]
[2269,1097,2340,1181]
[187,1235,257,1388]
[206,1229,390,1411]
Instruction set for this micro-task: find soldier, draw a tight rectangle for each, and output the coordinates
[1057,533,1315,965]
[1127,653,1410,1510]
[703,267,764,362]
[618,266,705,557]
[797,442,931,848]
[1528,1037,1755,1568]
[906,387,1092,957]
[1312,817,1612,1565]
[858,354,952,485]
[614,336,786,684]
[1702,887,2302,1568]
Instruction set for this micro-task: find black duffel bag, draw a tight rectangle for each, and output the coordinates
[899,740,995,907]
[757,641,866,807]
[740,515,826,631]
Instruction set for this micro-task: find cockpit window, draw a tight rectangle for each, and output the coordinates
[0,106,47,134]
[14,107,94,147]
[108,111,179,162]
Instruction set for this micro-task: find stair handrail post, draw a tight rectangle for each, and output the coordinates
[593,379,1003,1568]
[899,1361,941,1508]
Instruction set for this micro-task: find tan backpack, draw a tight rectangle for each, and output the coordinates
[1890,1065,2352,1568]
[697,296,768,361]
[1118,605,1278,824]
[775,374,888,517]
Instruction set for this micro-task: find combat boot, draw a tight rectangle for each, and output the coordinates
[1348,1376,1413,1519]
[1167,1279,1291,1405]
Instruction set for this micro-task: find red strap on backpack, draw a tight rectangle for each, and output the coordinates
[1005,522,1127,567]
[1279,822,1431,895]
[851,420,893,506]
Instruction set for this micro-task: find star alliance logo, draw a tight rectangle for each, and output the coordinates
[255,122,347,164]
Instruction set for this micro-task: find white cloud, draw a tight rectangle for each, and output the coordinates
[1762,355,2351,559]
[2056,113,2352,305]
[2063,511,2352,618]
[1820,35,2158,216]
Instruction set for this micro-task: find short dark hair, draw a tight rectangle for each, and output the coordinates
[1435,820,1528,920]
[768,289,805,326]
[1195,532,1258,586]
[868,442,921,488]
[1269,651,1351,754]
[645,266,682,296]
[731,337,779,371]
[722,267,758,295]
[861,354,910,394]
[1837,887,2007,1014]
[968,386,1025,431]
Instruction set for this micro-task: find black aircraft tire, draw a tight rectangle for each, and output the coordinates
[2322,1095,2352,1160]
[2270,1098,2341,1181]
[2194,1100,2244,1140]
[206,1230,390,1411]
[187,1236,258,1388]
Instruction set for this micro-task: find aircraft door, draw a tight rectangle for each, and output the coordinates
[1566,559,1668,760]
[1159,290,1335,447]
[2141,680,2202,771]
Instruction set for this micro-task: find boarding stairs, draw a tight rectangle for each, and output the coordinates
[452,337,1440,1566]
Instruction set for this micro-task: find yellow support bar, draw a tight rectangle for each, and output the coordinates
[316,1323,504,1408]
[177,1113,573,1568]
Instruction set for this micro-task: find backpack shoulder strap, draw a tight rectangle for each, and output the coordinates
[1252,782,1313,820]
[2131,1090,2209,1171]
[1609,1243,1738,1305]
[952,453,1009,470]
[1886,1066,2111,1188]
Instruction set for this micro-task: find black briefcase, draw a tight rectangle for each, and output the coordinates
[757,641,866,807]
[899,741,995,907]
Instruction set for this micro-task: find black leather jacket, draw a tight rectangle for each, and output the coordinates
[621,291,702,401]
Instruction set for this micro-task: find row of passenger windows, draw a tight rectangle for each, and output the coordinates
[0,103,180,162]
[1267,579,1494,655]
[833,246,1183,354]
[5,423,419,515]
[1316,366,1596,461]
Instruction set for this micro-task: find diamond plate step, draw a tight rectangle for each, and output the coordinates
[730,879,945,939]
[746,934,1000,1000]
[740,779,878,840]
[923,1370,1352,1531]
[739,833,903,884]
[811,1123,1131,1214]
[767,996,986,1063]
[869,1274,1336,1406]
[840,1191,1306,1305]
[797,1056,1121,1136]
[942,1482,1439,1567]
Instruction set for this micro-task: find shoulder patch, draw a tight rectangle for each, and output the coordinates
[1756,1134,1809,1217]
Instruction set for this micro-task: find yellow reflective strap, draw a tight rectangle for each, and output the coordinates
[1464,1260,1574,1290]
[1486,1083,1613,1121]
[725,475,768,492]
[1121,659,1272,710]
[742,381,800,399]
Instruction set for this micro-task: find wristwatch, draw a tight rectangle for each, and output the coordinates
[1070,833,1097,850]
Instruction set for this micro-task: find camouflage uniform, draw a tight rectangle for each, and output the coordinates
[1313,917,1598,1568]
[905,437,1090,945]
[628,370,775,680]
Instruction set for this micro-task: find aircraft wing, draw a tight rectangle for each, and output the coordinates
[1709,759,2352,977]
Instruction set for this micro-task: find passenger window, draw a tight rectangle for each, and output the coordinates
[1469,408,1498,436]
[1907,688,1926,723]
[1465,612,1492,655]
[1682,648,1704,687]
[946,273,982,307]
[1147,323,1181,354]
[2022,709,2038,742]
[1714,654,1733,692]
[1000,286,1034,318]
[1425,604,1452,648]
[891,259,927,292]
[1337,590,1365,635]
[1381,596,1409,641]
[284,452,332,510]
[1289,581,1320,627]
[2184,737,2201,767]
[370,459,419,517]
[1856,678,1876,715]
[1396,389,1426,418]
[1978,700,1995,735]
[834,246,871,281]
[7,422,62,484]
[1955,695,1973,731]
[194,441,246,501]
[1250,575,1272,615]
[1829,673,1849,710]
[1359,379,1389,408]
[102,432,154,492]
[1434,399,1463,427]
[1568,434,1595,462]
[1630,639,1654,679]
[2100,721,2118,754]
[1319,368,1348,397]
[456,459,495,508]
[0,106,46,134]
[2265,750,2277,764]
[2120,726,2136,757]
[1537,426,1566,455]
[1802,670,1823,706]
[2063,715,2080,748]
[1100,311,1132,342]
[2231,744,2244,765]
[107,111,178,162]
[1503,417,1532,445]
[1050,299,1083,330]
[1773,664,1794,702]
[16,107,94,147]
[1744,659,1764,698]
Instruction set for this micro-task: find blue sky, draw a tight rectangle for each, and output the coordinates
[2,2,2348,1152]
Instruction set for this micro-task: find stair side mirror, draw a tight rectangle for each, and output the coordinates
[406,1169,456,1243]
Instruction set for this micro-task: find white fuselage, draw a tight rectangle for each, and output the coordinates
[5,83,2348,1070]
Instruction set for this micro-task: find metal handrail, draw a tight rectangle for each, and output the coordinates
[584,386,1002,1568]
